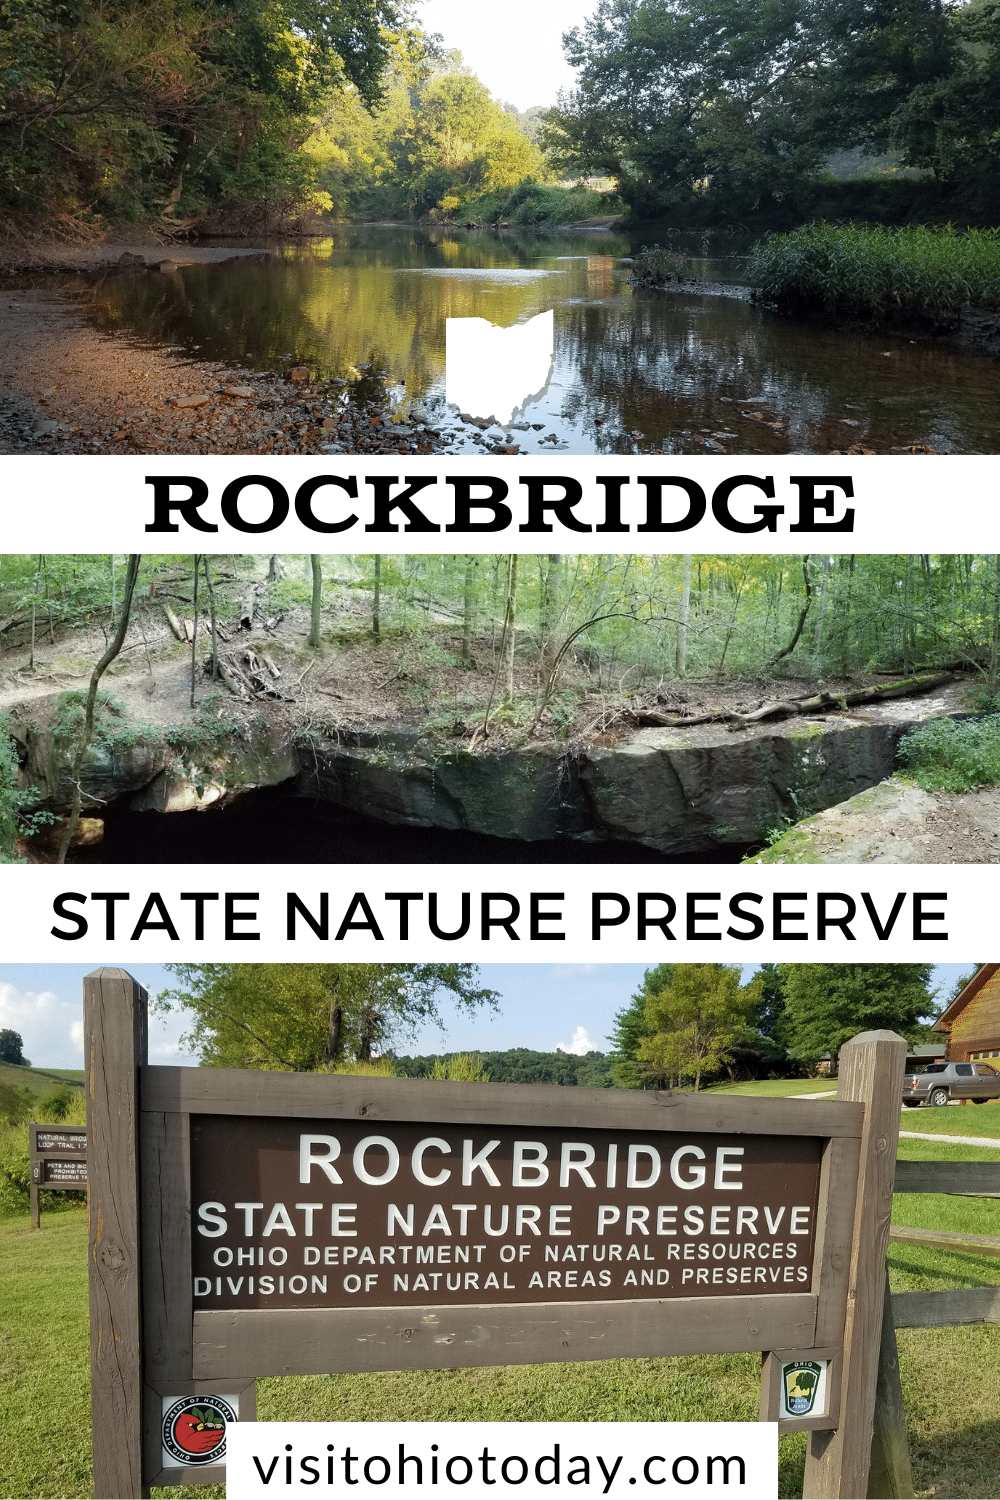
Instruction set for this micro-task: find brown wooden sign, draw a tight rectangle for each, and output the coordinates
[82,967,907,1500]
[190,1116,822,1311]
[29,1122,88,1229]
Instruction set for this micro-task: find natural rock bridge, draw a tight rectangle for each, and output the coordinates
[12,679,963,861]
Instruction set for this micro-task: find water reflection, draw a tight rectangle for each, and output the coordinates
[84,225,1000,454]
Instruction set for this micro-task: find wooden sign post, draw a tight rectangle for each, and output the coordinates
[802,1030,907,1500]
[29,1122,88,1229]
[85,966,146,1499]
[84,968,907,1500]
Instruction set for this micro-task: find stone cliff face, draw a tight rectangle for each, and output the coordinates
[293,721,906,857]
[12,707,911,857]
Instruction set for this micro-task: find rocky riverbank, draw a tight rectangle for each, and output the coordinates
[0,286,453,458]
[0,233,532,456]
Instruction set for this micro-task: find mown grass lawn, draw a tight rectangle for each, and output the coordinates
[703,1079,837,1098]
[0,1063,85,1098]
[2,1135,997,1500]
[899,1103,1000,1139]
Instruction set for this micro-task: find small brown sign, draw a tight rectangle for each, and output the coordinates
[35,1128,87,1153]
[191,1116,821,1312]
[43,1158,89,1183]
[29,1121,89,1229]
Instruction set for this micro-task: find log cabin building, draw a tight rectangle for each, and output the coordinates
[931,963,1000,1062]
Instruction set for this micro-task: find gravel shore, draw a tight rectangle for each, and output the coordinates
[0,290,460,459]
[0,235,505,457]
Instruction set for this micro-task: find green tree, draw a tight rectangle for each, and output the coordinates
[0,1029,28,1066]
[0,0,413,222]
[157,962,499,1069]
[780,963,937,1072]
[547,0,956,219]
[607,967,673,1087]
[889,0,1000,183]
[813,0,954,153]
[311,52,547,219]
[549,0,828,217]
[636,963,761,1090]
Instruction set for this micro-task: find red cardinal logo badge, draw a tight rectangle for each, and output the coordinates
[162,1396,236,1465]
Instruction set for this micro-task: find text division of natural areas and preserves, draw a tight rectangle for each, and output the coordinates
[191,1119,819,1311]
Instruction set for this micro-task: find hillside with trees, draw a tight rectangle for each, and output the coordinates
[0,3,557,232]
[6,0,998,238]
[307,52,550,221]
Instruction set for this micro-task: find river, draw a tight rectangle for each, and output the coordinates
[84,224,1000,455]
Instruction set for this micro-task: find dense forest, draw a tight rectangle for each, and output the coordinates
[2,0,998,233]
[2,551,1000,863]
[4,550,1000,710]
[5,549,999,681]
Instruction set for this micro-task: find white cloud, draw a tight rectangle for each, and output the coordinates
[556,1026,598,1056]
[0,981,82,1068]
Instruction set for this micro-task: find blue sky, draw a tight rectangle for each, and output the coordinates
[415,1,591,111]
[0,963,972,1070]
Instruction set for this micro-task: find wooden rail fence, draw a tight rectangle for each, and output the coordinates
[871,1150,1000,1498]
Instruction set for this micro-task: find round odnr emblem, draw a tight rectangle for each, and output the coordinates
[162,1396,236,1465]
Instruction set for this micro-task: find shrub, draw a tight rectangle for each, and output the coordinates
[898,715,1000,792]
[0,1089,86,1218]
[747,222,1000,322]
[428,1053,490,1082]
[0,1084,33,1126]
[36,1086,75,1120]
[629,244,694,286]
[327,1058,398,1078]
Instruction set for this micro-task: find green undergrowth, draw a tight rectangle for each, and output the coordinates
[897,714,1000,792]
[50,690,245,757]
[456,182,623,227]
[747,221,1000,322]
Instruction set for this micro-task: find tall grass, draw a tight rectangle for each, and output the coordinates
[747,222,1000,322]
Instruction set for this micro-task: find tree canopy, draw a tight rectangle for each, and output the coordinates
[780,963,938,1068]
[156,962,499,1069]
[308,52,549,219]
[634,963,761,1090]
[0,0,422,223]
[544,0,981,220]
[0,1029,28,1066]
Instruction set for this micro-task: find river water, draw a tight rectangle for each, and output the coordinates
[86,225,1000,455]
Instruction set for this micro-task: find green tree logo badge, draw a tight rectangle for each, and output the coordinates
[783,1361,822,1415]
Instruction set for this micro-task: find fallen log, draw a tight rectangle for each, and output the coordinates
[628,672,954,730]
[162,603,185,641]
